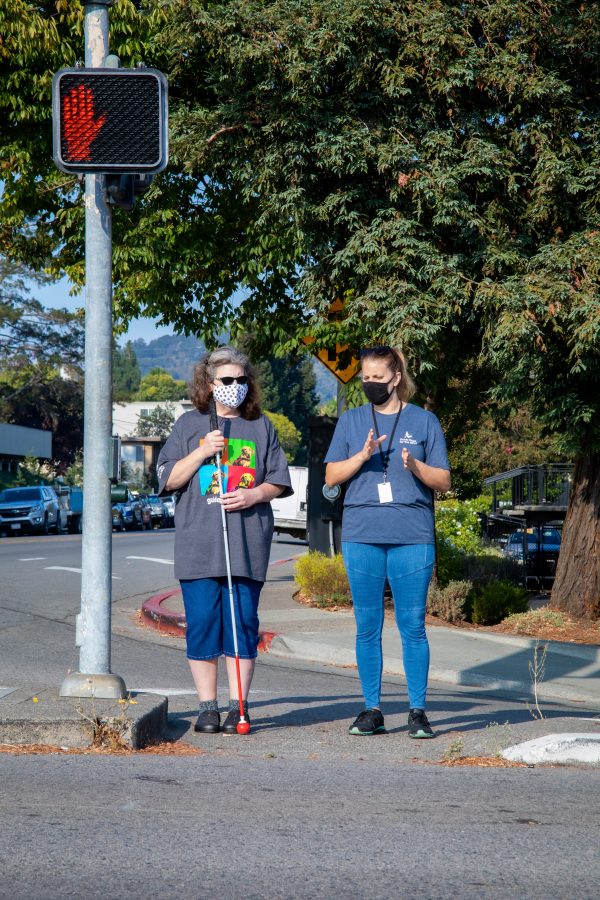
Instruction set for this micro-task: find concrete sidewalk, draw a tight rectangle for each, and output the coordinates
[2,555,599,761]
[137,560,600,765]
[142,569,600,708]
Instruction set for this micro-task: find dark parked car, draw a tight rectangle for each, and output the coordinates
[503,527,562,561]
[145,495,169,528]
[503,527,562,585]
[0,486,64,536]
[112,499,151,531]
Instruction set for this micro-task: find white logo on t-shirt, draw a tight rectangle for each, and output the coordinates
[399,430,418,446]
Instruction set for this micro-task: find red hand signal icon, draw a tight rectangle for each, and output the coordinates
[62,84,106,161]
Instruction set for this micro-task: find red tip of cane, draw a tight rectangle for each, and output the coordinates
[237,720,251,735]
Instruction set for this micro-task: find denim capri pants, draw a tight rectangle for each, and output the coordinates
[180,576,263,660]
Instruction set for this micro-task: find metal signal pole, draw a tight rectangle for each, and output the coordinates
[60,0,125,699]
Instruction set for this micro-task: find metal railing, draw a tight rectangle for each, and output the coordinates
[484,464,573,513]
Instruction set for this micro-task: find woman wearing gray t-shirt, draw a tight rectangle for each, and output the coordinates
[157,346,292,735]
[325,346,450,739]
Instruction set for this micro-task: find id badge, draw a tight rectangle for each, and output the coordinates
[378,482,393,503]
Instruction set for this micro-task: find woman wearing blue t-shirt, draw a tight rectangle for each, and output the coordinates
[325,346,451,738]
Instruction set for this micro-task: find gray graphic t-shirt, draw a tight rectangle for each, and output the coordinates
[157,410,293,581]
[325,403,449,544]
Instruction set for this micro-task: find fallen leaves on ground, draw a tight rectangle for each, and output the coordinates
[0,740,204,756]
[440,756,527,768]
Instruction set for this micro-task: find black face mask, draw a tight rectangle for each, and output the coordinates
[362,378,395,405]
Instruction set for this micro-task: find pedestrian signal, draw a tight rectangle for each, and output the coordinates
[52,68,168,174]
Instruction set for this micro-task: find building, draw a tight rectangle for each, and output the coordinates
[112,401,192,487]
[0,423,52,477]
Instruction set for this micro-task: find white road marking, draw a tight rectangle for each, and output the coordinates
[126,556,174,565]
[45,566,121,580]
[19,557,47,561]
[131,688,272,697]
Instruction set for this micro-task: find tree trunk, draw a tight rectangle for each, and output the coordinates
[551,454,600,619]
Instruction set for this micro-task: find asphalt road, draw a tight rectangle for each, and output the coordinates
[1,531,600,899]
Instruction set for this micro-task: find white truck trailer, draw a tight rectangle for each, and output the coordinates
[271,465,308,540]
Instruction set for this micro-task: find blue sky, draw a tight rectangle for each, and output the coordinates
[35,275,176,344]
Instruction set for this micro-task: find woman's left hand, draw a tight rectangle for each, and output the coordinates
[220,488,258,512]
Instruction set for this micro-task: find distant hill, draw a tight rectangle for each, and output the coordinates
[125,333,337,403]
[129,334,205,382]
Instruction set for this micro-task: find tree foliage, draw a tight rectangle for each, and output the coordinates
[135,402,176,439]
[0,257,84,467]
[265,411,301,464]
[135,367,187,401]
[113,340,141,401]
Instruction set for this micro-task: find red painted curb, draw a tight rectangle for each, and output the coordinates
[140,589,279,651]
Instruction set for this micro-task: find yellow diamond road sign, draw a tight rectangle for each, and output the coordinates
[303,337,360,385]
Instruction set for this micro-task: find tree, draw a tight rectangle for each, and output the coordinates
[0,257,84,467]
[3,1,600,615]
[113,341,141,401]
[135,403,176,439]
[135,367,187,401]
[265,411,301,464]
[239,333,319,463]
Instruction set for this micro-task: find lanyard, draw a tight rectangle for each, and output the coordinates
[370,403,403,482]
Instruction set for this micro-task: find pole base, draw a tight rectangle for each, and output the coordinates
[59,672,127,699]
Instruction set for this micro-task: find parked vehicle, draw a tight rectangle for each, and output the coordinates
[112,503,125,532]
[161,494,176,523]
[503,526,562,587]
[144,494,169,528]
[503,527,562,563]
[0,485,64,536]
[55,485,83,534]
[271,466,308,540]
[112,499,151,531]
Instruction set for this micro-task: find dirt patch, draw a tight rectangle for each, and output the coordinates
[428,608,600,646]
[0,740,203,756]
[440,755,528,768]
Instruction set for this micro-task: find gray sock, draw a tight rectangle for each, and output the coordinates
[228,698,248,713]
[198,699,219,713]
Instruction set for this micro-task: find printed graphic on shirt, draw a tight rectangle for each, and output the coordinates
[198,438,257,498]
[398,430,418,446]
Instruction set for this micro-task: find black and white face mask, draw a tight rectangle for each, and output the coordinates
[212,383,249,410]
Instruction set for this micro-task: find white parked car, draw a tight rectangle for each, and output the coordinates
[161,495,176,523]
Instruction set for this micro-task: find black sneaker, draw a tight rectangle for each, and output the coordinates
[408,708,435,739]
[222,705,251,735]
[194,709,220,734]
[348,708,386,736]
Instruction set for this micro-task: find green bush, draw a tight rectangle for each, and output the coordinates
[294,552,352,608]
[471,580,529,626]
[427,580,473,623]
[435,496,489,556]
[435,537,468,587]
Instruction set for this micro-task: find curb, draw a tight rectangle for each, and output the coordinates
[267,635,600,707]
[140,590,280,652]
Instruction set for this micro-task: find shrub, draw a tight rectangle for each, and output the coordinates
[435,538,467,587]
[294,552,352,607]
[427,580,473,623]
[471,580,529,626]
[435,496,489,556]
[462,552,523,589]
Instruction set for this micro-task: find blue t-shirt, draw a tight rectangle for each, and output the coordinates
[324,403,450,544]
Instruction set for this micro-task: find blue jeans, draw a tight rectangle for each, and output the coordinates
[180,577,262,660]
[342,542,435,710]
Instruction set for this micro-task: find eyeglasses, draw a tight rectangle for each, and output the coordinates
[214,376,249,386]
[360,345,393,357]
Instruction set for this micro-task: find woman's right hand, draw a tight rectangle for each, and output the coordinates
[202,429,225,459]
[360,428,387,462]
